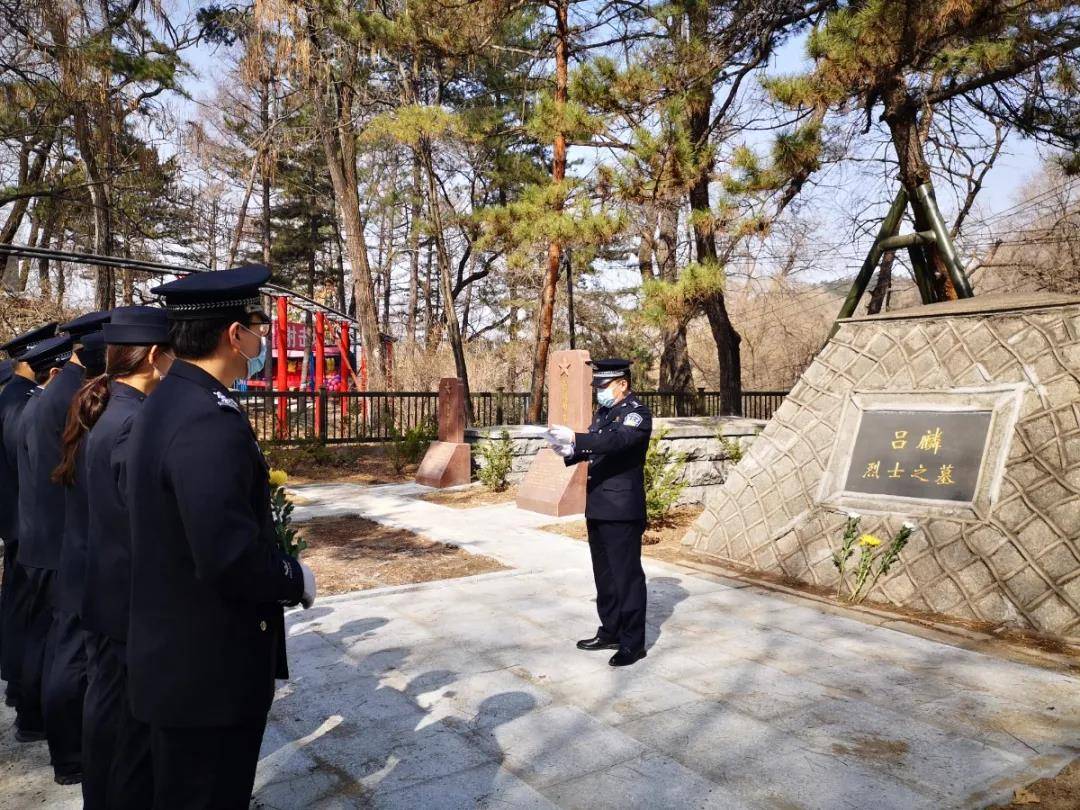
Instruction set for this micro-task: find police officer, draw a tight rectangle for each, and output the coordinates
[13,332,76,753]
[33,312,111,784]
[0,322,57,724]
[57,306,172,809]
[546,359,653,667]
[126,265,316,808]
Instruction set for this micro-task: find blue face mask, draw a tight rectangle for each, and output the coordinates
[239,326,268,377]
[597,386,616,408]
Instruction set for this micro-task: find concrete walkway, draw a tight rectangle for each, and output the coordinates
[257,483,1080,809]
[3,482,1079,808]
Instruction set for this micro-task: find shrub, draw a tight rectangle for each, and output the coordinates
[644,429,687,522]
[477,429,514,492]
[716,434,744,464]
[388,417,437,473]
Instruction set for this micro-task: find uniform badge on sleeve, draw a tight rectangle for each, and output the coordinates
[624,412,643,427]
[213,390,241,412]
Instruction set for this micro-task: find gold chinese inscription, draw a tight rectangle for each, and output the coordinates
[843,409,993,503]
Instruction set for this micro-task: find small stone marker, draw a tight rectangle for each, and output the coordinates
[517,349,592,516]
[416,377,471,488]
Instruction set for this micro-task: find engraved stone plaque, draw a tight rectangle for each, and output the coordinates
[842,409,993,502]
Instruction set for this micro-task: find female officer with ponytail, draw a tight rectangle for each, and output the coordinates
[53,306,173,809]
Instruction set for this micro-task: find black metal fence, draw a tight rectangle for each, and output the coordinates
[233,388,788,444]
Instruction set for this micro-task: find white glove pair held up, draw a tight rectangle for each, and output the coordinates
[544,424,576,458]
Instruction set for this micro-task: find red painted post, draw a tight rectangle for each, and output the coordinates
[339,324,350,418]
[314,311,325,437]
[384,338,393,388]
[275,296,288,438]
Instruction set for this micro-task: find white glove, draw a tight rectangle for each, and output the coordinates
[545,424,575,446]
[553,442,575,458]
[299,561,316,609]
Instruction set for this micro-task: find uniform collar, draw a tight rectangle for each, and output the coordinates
[109,380,147,402]
[166,359,230,395]
[59,361,85,381]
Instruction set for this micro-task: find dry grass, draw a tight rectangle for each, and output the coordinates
[298,514,506,595]
[420,485,519,508]
[993,758,1080,809]
[539,506,703,559]
[266,444,417,485]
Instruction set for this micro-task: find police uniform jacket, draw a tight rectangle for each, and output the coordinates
[126,360,304,727]
[17,361,84,570]
[56,438,90,618]
[564,395,653,521]
[0,375,35,541]
[81,381,145,642]
[15,389,44,556]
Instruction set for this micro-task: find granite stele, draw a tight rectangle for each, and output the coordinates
[683,292,1080,640]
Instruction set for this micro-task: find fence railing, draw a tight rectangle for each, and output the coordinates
[233,388,788,444]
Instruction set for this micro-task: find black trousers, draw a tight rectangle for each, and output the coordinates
[1,540,27,704]
[587,519,647,652]
[17,565,53,735]
[83,632,152,810]
[43,609,85,778]
[150,719,267,809]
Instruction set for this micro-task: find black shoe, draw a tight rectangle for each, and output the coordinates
[608,648,646,667]
[15,727,45,743]
[577,633,620,651]
[54,772,82,786]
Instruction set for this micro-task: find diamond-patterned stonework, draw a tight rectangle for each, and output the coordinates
[683,294,1080,640]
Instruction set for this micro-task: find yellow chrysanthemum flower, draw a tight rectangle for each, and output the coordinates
[268,469,288,488]
[858,534,882,547]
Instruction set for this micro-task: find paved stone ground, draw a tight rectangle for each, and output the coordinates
[3,482,1080,808]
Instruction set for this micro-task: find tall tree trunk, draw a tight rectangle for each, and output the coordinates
[882,85,955,301]
[423,239,435,348]
[527,0,569,423]
[686,0,740,414]
[19,214,40,293]
[308,67,386,390]
[419,138,471,414]
[1,135,54,289]
[261,75,272,267]
[406,154,422,344]
[655,202,693,395]
[867,250,895,315]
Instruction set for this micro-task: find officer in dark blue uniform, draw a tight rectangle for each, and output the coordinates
[13,333,76,746]
[0,360,12,387]
[31,312,111,784]
[0,322,57,720]
[546,358,653,667]
[126,265,315,808]
[70,306,172,809]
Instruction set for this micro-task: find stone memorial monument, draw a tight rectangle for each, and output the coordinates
[517,349,592,516]
[684,293,1080,640]
[416,377,471,488]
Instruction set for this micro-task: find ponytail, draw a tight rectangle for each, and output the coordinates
[52,344,155,486]
[53,375,109,485]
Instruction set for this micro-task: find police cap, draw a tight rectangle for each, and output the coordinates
[152,264,270,321]
[60,310,112,340]
[587,358,632,388]
[103,306,170,345]
[2,322,58,360]
[22,334,75,373]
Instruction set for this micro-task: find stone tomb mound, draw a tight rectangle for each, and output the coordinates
[683,293,1080,640]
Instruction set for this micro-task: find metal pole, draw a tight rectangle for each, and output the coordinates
[915,183,975,298]
[830,189,908,337]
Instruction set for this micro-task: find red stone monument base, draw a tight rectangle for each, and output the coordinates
[516,449,587,516]
[416,441,471,488]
